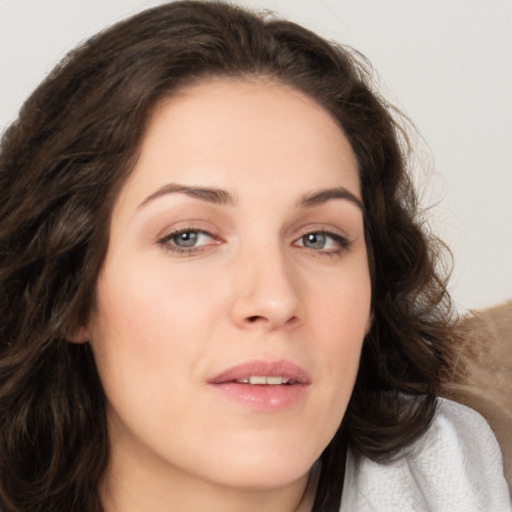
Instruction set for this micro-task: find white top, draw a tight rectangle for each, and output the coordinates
[340,398,511,511]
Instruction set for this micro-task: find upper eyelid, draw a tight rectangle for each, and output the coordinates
[158,227,215,243]
[292,223,349,239]
[293,231,351,248]
[155,221,218,241]
[156,223,351,240]
[157,227,351,254]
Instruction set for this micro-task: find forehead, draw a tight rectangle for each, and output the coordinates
[118,77,360,209]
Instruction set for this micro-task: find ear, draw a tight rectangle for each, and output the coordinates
[67,325,90,344]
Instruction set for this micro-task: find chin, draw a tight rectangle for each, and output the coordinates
[212,462,312,491]
[197,437,321,491]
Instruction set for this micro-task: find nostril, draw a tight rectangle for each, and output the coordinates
[245,314,299,326]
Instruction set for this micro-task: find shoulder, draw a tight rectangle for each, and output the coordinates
[340,398,512,512]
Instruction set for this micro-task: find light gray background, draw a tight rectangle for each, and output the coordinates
[1,0,511,312]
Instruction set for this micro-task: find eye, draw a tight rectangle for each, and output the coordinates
[294,231,350,253]
[171,230,210,247]
[158,228,217,254]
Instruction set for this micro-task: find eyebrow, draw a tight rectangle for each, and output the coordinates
[138,183,236,209]
[138,183,364,211]
[297,187,364,211]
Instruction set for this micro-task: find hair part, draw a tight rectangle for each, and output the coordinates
[0,2,456,510]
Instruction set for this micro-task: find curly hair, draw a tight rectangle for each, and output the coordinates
[0,2,456,511]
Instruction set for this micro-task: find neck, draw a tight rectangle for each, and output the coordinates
[100,449,313,512]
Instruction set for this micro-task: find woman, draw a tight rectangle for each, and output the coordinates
[0,2,509,511]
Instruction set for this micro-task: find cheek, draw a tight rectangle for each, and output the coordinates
[308,265,370,392]
[88,268,197,392]
[95,257,219,338]
[311,257,371,332]
[87,269,218,444]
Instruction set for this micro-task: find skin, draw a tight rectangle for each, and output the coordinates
[80,78,372,512]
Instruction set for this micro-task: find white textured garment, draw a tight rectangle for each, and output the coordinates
[340,398,511,511]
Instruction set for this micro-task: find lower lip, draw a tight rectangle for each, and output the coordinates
[210,382,309,411]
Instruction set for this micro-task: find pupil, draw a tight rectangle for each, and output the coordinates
[174,231,198,247]
[304,233,325,249]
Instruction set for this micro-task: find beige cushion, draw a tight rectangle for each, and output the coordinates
[441,301,512,489]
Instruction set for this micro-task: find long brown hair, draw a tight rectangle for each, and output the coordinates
[0,2,456,510]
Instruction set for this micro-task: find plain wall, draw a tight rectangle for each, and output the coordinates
[1,0,511,312]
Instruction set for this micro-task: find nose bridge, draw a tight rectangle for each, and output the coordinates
[230,239,303,329]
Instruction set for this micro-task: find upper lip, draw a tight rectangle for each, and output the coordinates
[208,359,311,385]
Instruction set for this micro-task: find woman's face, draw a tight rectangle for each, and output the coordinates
[84,78,371,493]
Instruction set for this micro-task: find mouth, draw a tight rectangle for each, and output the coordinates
[208,359,311,386]
[208,360,310,411]
[232,376,293,385]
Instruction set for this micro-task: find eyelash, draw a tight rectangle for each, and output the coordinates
[157,228,220,256]
[157,227,352,257]
[293,230,352,257]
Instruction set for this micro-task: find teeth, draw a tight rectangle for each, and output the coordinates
[235,376,291,385]
[266,376,285,385]
[250,376,267,385]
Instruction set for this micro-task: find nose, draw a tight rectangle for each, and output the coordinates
[230,246,304,331]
